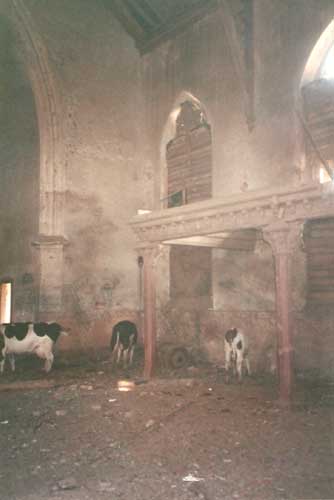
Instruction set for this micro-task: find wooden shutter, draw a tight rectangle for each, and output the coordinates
[304,218,334,304]
[166,101,212,207]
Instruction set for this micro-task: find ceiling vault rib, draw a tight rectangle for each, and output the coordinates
[108,0,146,41]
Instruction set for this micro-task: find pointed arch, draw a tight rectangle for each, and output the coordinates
[160,91,207,155]
[11,0,66,237]
[8,1,68,313]
[160,91,212,206]
[301,18,334,88]
[297,18,334,185]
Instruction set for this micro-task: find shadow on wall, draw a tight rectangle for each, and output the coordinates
[295,309,334,380]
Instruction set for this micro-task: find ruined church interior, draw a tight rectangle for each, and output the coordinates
[1,1,334,499]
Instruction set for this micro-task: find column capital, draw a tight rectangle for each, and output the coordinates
[136,243,164,267]
[263,222,302,256]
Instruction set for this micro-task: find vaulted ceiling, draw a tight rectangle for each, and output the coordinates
[105,0,219,54]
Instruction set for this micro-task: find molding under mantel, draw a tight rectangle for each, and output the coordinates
[130,182,334,245]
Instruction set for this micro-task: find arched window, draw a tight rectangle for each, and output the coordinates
[301,22,334,306]
[321,43,334,80]
[301,21,334,184]
[166,100,212,207]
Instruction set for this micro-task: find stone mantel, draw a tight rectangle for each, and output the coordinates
[131,182,334,244]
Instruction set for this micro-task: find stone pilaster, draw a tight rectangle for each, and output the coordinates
[33,236,68,314]
[263,222,302,403]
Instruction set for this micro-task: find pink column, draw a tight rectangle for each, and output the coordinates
[263,223,301,404]
[141,246,157,379]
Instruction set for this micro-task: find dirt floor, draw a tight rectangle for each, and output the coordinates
[0,354,334,500]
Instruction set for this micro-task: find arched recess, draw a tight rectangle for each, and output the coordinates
[160,92,213,311]
[299,18,334,184]
[12,0,66,237]
[299,19,334,308]
[10,1,67,313]
[160,91,212,208]
[301,19,334,88]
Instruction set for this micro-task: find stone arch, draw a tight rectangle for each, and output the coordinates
[9,1,68,313]
[297,18,334,185]
[159,91,211,205]
[301,19,334,89]
[11,0,66,237]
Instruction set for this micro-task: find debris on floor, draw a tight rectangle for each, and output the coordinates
[0,360,333,500]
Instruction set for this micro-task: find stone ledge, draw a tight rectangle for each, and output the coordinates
[130,182,334,243]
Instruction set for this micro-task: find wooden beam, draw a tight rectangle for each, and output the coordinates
[138,1,220,54]
[122,0,157,32]
[137,0,164,26]
[107,0,147,42]
[108,0,221,55]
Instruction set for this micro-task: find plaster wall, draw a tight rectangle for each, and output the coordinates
[295,310,334,379]
[212,240,275,312]
[143,1,334,203]
[16,0,153,347]
[0,0,333,376]
[142,1,334,377]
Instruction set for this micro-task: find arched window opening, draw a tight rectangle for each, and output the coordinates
[320,43,334,80]
[301,21,334,185]
[166,100,212,208]
[319,161,334,184]
[163,97,213,310]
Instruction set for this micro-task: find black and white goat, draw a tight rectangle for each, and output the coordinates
[110,321,137,369]
[224,327,250,382]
